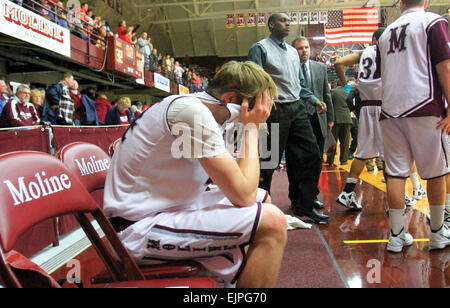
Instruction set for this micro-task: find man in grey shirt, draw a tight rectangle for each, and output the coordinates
[248,13,329,224]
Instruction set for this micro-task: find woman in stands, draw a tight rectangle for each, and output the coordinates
[104,96,131,125]
[30,88,43,118]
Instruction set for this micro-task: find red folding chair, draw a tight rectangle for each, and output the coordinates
[57,142,203,284]
[0,151,215,288]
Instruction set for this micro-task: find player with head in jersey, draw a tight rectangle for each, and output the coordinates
[334,28,426,211]
[103,61,287,287]
[377,0,450,252]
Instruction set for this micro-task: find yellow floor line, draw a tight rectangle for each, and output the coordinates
[344,239,429,244]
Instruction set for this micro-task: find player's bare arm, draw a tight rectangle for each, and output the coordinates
[435,59,450,134]
[200,90,273,207]
[334,51,363,86]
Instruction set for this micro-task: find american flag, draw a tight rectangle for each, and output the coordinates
[325,8,379,45]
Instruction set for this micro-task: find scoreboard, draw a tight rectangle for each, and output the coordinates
[107,36,143,79]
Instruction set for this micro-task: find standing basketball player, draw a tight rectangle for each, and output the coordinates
[103,61,287,287]
[334,28,425,210]
[377,0,450,252]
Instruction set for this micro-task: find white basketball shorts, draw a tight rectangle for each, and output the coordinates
[117,188,268,284]
[355,106,384,160]
[380,117,450,179]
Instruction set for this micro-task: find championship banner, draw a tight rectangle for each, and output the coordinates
[0,0,71,57]
[299,12,309,24]
[179,84,189,95]
[237,13,245,27]
[154,73,170,93]
[319,11,328,24]
[226,14,234,28]
[257,13,266,26]
[309,11,319,24]
[290,12,299,25]
[247,13,256,27]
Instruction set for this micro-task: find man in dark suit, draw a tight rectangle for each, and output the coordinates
[293,37,334,157]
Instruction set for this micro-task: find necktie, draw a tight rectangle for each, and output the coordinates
[302,63,316,115]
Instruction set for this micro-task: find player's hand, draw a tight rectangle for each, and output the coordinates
[436,117,450,135]
[241,89,273,128]
[316,101,327,114]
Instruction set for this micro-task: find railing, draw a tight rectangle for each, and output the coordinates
[12,0,203,93]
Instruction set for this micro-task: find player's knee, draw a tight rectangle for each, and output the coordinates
[257,204,287,245]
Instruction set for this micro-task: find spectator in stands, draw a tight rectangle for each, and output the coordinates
[30,88,43,118]
[150,48,159,70]
[192,72,201,92]
[42,73,74,124]
[78,87,99,126]
[40,0,55,21]
[56,1,69,29]
[69,80,82,126]
[96,25,107,50]
[0,85,40,128]
[130,105,141,121]
[95,93,113,125]
[137,32,151,64]
[0,80,9,117]
[117,20,127,41]
[201,76,209,91]
[105,96,131,125]
[135,101,144,112]
[173,61,185,84]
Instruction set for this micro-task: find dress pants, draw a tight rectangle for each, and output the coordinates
[327,123,351,165]
[259,101,322,212]
[308,112,325,159]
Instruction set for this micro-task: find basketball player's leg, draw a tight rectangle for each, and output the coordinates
[237,203,287,288]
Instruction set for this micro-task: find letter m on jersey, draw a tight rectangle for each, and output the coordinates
[387,23,410,54]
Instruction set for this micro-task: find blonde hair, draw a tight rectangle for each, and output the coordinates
[118,97,131,108]
[30,89,42,102]
[208,61,278,108]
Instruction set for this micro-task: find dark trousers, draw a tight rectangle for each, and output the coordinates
[349,117,358,155]
[308,113,325,159]
[259,101,322,212]
[327,123,351,165]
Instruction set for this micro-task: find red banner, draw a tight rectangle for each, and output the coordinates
[0,127,49,155]
[52,126,129,154]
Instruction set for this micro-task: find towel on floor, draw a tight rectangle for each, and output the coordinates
[286,215,312,230]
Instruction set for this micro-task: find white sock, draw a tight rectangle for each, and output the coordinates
[445,194,450,212]
[409,172,421,190]
[389,208,406,236]
[429,205,445,232]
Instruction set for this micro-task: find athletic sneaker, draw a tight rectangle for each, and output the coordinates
[405,195,417,206]
[429,224,450,250]
[413,184,427,200]
[387,229,413,253]
[336,191,362,211]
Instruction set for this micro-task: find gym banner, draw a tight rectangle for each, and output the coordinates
[0,0,71,57]
[154,73,170,93]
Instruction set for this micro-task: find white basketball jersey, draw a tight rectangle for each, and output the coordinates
[103,93,227,221]
[378,8,449,119]
[357,45,382,103]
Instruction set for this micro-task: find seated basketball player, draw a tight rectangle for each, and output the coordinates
[103,61,287,287]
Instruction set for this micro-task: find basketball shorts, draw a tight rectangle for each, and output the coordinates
[380,117,450,179]
[117,188,268,284]
[355,106,384,160]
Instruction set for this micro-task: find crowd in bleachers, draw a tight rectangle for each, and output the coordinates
[9,0,212,93]
[0,72,152,129]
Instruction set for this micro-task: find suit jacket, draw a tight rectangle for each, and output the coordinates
[305,60,334,138]
[331,86,352,124]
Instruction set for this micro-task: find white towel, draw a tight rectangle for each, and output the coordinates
[285,214,312,230]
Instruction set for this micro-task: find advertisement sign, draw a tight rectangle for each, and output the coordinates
[179,84,189,95]
[0,0,71,57]
[154,73,170,93]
